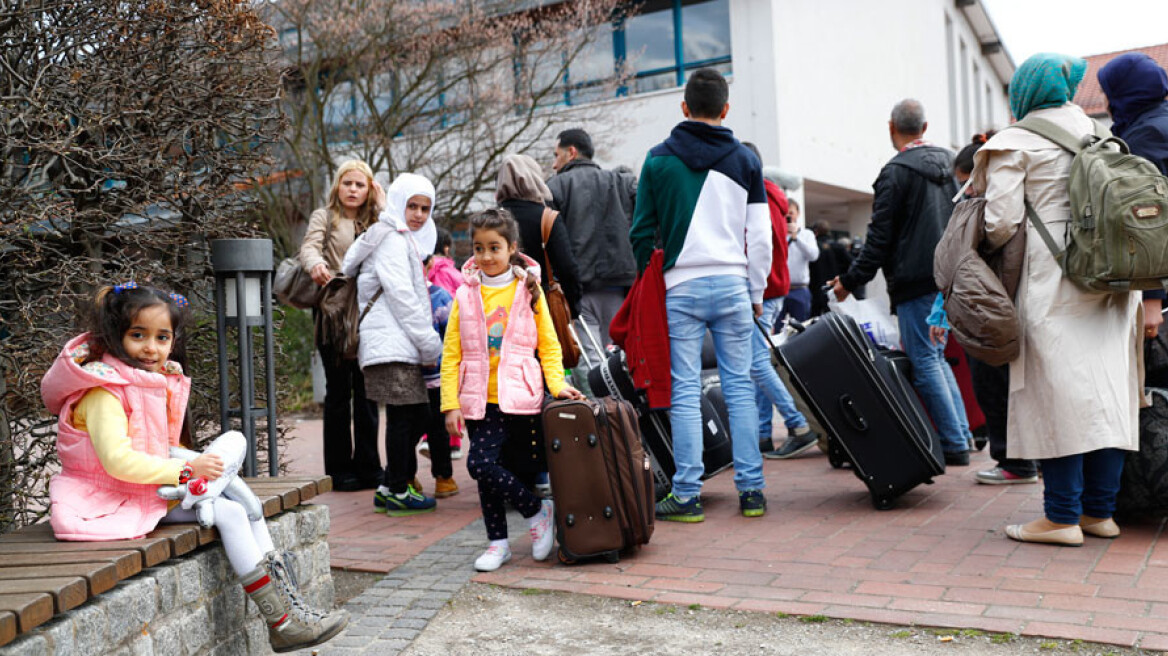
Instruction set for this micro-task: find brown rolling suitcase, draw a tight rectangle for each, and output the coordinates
[542,397,655,564]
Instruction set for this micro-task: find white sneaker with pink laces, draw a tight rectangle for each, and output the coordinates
[473,544,512,572]
[529,499,555,561]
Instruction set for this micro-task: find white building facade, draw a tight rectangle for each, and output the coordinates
[556,0,1014,304]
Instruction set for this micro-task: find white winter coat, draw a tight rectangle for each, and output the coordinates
[342,173,443,369]
[972,103,1142,460]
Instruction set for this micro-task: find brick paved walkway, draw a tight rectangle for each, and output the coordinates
[285,416,1168,651]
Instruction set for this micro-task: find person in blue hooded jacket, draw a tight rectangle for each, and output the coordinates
[1098,52,1168,341]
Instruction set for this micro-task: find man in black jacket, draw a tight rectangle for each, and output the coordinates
[829,99,974,466]
[548,128,638,364]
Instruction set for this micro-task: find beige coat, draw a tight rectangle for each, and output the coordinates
[972,103,1142,460]
[298,208,359,274]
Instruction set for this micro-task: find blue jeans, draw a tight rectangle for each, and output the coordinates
[1040,449,1126,524]
[895,293,972,454]
[754,297,807,439]
[666,276,763,497]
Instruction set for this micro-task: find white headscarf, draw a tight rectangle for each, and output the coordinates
[378,172,437,255]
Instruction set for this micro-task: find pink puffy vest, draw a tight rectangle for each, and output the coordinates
[455,256,545,420]
[41,334,191,541]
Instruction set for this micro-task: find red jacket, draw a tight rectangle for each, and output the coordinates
[763,180,791,300]
[609,250,671,409]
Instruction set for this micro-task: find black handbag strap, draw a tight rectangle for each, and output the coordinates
[359,288,383,325]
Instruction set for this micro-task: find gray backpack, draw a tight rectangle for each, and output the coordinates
[1015,116,1168,294]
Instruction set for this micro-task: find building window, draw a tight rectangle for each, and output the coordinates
[985,81,994,129]
[519,0,732,106]
[617,0,732,95]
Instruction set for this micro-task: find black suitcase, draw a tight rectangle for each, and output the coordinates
[543,397,655,563]
[1117,388,1168,517]
[589,350,732,501]
[776,312,945,509]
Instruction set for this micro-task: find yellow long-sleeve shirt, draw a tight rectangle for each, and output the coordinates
[440,279,566,413]
[73,388,185,485]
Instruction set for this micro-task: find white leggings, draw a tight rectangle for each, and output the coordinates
[162,497,275,576]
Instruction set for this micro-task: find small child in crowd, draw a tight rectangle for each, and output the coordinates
[417,256,460,498]
[41,283,347,653]
[440,208,583,572]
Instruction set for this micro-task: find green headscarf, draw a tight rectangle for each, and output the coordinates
[1008,53,1088,120]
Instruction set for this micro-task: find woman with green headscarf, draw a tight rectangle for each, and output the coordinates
[970,53,1141,547]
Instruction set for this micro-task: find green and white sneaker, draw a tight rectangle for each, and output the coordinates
[375,485,436,517]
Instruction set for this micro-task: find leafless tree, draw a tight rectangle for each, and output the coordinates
[260,0,633,233]
[0,0,285,532]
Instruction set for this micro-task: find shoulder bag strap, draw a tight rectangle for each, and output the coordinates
[1012,116,1086,154]
[540,207,558,282]
[1023,200,1066,271]
[359,288,384,324]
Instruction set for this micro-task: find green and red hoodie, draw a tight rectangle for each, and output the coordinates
[629,121,773,304]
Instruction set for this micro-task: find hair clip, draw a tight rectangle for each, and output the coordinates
[113,281,138,294]
[168,292,189,308]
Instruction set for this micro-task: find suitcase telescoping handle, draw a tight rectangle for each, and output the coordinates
[574,318,607,370]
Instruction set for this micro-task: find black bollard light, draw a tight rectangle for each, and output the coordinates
[210,239,278,476]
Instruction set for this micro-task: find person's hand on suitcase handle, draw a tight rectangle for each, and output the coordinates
[445,409,465,439]
[557,386,584,401]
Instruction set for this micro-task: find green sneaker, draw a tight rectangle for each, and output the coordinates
[654,493,704,523]
[375,485,436,517]
[739,489,767,518]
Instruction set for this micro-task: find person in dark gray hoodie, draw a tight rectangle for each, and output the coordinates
[830,99,973,466]
[547,128,638,363]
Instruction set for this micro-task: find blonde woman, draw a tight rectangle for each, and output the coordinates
[299,160,384,492]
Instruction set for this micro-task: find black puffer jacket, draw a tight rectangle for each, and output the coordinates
[547,159,638,290]
[501,198,584,317]
[840,145,958,309]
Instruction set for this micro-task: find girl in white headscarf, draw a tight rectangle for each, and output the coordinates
[343,173,452,515]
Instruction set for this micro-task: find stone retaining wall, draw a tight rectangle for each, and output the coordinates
[0,504,335,656]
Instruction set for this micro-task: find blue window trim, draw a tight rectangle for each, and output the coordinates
[671,0,684,87]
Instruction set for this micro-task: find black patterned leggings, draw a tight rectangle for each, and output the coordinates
[466,404,543,540]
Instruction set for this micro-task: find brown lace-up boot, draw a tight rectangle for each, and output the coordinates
[241,553,349,653]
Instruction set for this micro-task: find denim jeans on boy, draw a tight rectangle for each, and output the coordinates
[754,296,807,439]
[1040,448,1126,524]
[666,275,763,499]
[895,293,972,455]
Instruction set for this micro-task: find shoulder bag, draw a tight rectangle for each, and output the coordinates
[540,207,582,369]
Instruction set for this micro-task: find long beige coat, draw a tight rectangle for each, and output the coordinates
[972,103,1141,460]
[298,208,359,274]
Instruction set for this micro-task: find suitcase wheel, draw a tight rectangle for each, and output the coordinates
[828,451,847,470]
[872,495,895,511]
[557,548,578,565]
[603,551,620,564]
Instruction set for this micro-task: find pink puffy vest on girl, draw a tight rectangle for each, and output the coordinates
[41,334,191,541]
[455,255,546,420]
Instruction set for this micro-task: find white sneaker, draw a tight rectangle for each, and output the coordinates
[416,439,430,460]
[529,499,555,561]
[473,545,512,572]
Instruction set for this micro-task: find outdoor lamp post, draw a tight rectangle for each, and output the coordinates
[211,238,279,476]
